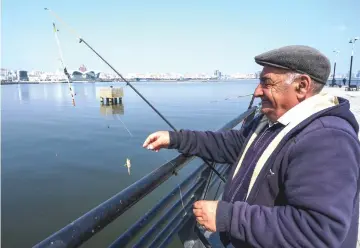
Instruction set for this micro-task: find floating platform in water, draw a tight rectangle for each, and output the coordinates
[98,86,123,104]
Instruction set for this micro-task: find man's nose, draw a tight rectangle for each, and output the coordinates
[254,84,263,97]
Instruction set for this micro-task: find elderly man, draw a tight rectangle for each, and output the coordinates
[143,45,360,248]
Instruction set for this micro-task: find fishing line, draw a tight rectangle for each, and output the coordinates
[45,8,81,40]
[44,7,226,183]
[210,93,254,103]
[113,114,133,137]
[202,169,214,200]
[156,152,187,215]
[177,183,187,217]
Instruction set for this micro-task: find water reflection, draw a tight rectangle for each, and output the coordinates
[10,83,116,105]
[99,102,125,116]
[17,84,30,102]
[54,83,65,100]
[73,83,97,99]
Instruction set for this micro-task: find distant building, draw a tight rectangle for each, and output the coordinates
[17,70,29,81]
[69,70,99,80]
[356,70,360,78]
[67,64,100,80]
[28,70,44,77]
[214,70,222,79]
[79,64,87,73]
[1,68,8,80]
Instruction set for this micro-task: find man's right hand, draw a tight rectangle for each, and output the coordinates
[142,131,170,152]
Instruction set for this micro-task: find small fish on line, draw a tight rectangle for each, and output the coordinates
[124,158,131,175]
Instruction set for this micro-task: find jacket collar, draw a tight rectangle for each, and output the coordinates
[267,92,339,127]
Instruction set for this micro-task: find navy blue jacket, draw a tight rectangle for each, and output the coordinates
[169,97,360,248]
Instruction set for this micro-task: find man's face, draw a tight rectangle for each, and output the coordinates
[254,66,299,122]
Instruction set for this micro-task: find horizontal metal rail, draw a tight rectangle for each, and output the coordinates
[33,106,257,248]
[158,208,193,248]
[119,165,229,248]
[153,172,228,248]
[108,162,210,247]
[327,79,360,85]
[131,179,204,247]
[148,200,195,248]
[33,155,194,248]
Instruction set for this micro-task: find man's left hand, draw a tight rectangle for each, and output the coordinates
[193,200,218,232]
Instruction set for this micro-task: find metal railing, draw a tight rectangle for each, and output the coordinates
[327,79,360,87]
[33,106,258,248]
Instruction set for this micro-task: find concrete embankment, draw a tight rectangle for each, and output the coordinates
[322,87,360,138]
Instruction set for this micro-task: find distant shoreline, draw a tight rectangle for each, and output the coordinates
[0,78,258,85]
[2,78,359,86]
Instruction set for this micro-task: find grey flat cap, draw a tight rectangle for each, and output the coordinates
[254,45,331,84]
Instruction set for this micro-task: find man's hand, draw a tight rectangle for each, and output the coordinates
[193,200,218,232]
[143,131,170,152]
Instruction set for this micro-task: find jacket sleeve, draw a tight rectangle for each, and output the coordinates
[168,128,247,164]
[216,128,360,248]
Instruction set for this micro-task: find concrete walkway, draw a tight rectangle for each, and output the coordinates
[322,87,360,138]
[322,86,360,248]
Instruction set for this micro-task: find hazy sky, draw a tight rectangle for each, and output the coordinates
[2,0,360,75]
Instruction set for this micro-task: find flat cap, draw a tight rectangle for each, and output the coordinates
[254,45,331,84]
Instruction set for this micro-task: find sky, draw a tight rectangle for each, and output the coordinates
[1,0,360,75]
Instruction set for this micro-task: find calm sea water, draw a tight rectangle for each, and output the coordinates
[1,80,258,248]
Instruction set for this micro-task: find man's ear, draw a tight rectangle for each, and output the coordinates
[294,74,312,98]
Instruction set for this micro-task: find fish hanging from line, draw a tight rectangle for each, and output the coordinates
[124,158,131,175]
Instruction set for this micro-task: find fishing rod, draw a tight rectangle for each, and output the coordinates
[44,8,226,183]
[51,21,76,106]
